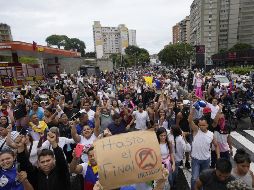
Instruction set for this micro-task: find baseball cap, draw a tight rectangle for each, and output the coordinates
[183,100,190,106]
[203,107,212,114]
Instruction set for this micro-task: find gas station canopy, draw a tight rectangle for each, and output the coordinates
[0,41,81,58]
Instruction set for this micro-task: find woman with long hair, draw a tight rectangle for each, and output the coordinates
[232,148,254,188]
[156,127,175,189]
[170,126,190,189]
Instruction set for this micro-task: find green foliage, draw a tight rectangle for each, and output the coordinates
[158,43,194,67]
[229,43,252,52]
[124,45,150,66]
[84,52,96,58]
[226,66,254,75]
[46,35,68,49]
[45,35,86,57]
[19,57,38,64]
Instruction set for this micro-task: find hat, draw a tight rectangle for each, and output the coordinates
[203,107,212,114]
[67,100,73,105]
[183,100,190,106]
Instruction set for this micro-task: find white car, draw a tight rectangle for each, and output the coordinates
[213,75,230,87]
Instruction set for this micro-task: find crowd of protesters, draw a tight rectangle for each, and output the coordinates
[0,66,254,190]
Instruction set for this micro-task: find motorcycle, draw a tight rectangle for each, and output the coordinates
[223,104,238,131]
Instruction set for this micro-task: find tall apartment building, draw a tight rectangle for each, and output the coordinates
[128,29,137,46]
[190,0,221,65]
[0,23,13,42]
[172,24,180,44]
[179,16,191,44]
[190,0,254,64]
[173,16,191,44]
[228,0,254,48]
[93,21,137,59]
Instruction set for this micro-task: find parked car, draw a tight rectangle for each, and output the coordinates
[213,75,230,87]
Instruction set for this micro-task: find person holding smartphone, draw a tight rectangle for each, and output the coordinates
[0,149,34,190]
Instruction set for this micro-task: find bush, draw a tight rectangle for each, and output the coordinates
[226,66,254,75]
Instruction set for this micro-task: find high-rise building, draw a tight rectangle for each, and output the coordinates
[228,0,254,48]
[190,0,220,65]
[173,16,191,44]
[128,29,137,46]
[0,23,13,42]
[93,21,137,59]
[179,16,191,44]
[190,0,254,64]
[172,24,180,44]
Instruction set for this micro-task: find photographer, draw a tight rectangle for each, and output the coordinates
[16,131,71,190]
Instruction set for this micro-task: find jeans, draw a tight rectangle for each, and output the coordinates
[191,158,210,190]
[169,161,181,187]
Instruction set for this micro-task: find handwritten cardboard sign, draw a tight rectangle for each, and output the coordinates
[94,131,162,190]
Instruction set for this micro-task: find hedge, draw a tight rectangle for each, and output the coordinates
[226,66,254,75]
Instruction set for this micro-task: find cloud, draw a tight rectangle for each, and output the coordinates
[0,0,193,54]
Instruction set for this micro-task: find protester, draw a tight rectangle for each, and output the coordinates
[0,149,34,190]
[188,106,220,190]
[194,158,235,190]
[232,149,254,188]
[70,146,98,190]
[16,131,71,190]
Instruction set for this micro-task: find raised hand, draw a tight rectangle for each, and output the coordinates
[17,171,28,183]
[47,131,58,148]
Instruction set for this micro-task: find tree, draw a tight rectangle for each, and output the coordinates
[64,38,86,57]
[84,52,96,58]
[45,35,86,56]
[124,45,150,66]
[46,35,68,49]
[158,43,194,67]
[229,43,252,52]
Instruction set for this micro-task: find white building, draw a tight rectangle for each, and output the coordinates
[128,29,137,46]
[93,21,137,59]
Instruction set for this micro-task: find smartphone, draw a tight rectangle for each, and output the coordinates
[75,144,84,158]
[16,162,21,172]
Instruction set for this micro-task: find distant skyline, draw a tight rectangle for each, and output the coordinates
[0,0,193,54]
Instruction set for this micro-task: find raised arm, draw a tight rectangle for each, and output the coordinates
[70,121,81,143]
[188,106,198,134]
[69,148,83,174]
[94,108,101,137]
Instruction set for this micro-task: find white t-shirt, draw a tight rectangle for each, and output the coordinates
[27,141,39,166]
[80,109,95,121]
[41,137,75,150]
[132,111,150,130]
[160,143,170,159]
[80,133,97,148]
[207,103,219,119]
[191,129,214,160]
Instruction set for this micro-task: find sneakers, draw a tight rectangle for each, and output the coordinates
[185,161,191,170]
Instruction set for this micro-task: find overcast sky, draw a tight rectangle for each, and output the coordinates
[0,0,193,54]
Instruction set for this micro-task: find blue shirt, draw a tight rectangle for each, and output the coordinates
[75,120,95,135]
[108,121,127,135]
[29,107,44,120]
[0,167,24,190]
